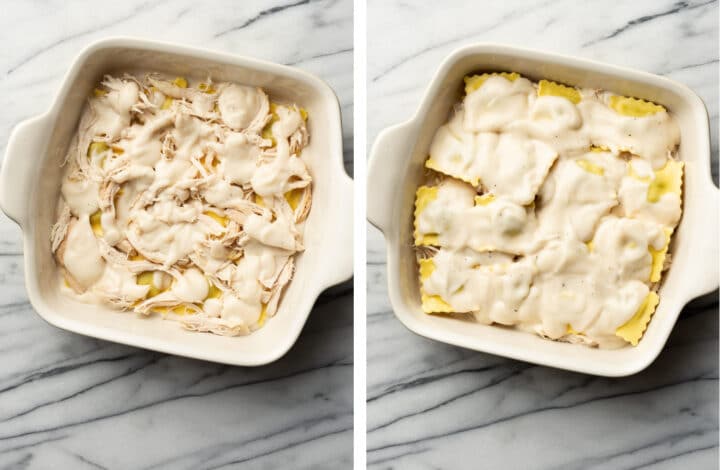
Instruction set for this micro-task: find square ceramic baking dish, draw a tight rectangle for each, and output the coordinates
[0,37,352,366]
[367,43,718,377]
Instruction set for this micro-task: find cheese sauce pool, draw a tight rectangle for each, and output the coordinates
[415,73,682,348]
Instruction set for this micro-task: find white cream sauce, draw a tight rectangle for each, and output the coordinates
[89,77,139,140]
[62,174,100,216]
[62,217,106,288]
[217,84,269,132]
[217,132,261,185]
[251,106,309,197]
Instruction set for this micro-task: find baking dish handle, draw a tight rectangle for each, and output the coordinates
[367,121,416,233]
[687,181,720,299]
[322,173,354,287]
[0,113,51,227]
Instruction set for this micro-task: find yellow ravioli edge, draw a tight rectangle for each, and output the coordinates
[609,95,665,117]
[172,77,188,88]
[425,157,479,186]
[616,291,660,346]
[649,227,673,283]
[566,324,583,335]
[198,82,216,94]
[261,102,280,145]
[575,159,605,176]
[257,303,268,327]
[203,210,229,228]
[474,194,496,206]
[206,282,223,299]
[137,271,166,299]
[538,80,581,104]
[414,186,439,246]
[284,187,305,210]
[464,72,520,95]
[89,210,103,236]
[418,258,453,313]
[88,141,109,158]
[647,160,683,203]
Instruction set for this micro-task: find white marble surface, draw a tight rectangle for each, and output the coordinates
[0,1,353,469]
[367,0,719,468]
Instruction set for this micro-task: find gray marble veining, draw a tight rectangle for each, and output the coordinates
[367,0,718,468]
[0,1,353,468]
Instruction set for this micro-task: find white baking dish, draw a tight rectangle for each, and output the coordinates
[0,37,352,366]
[367,43,718,377]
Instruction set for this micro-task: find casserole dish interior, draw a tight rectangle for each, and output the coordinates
[370,45,718,376]
[3,39,351,366]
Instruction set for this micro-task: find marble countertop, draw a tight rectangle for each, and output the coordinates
[367,0,718,468]
[0,1,353,468]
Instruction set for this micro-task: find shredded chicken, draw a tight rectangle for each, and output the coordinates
[52,73,312,336]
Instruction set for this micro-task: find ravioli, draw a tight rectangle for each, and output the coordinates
[647,160,683,203]
[419,258,453,313]
[649,228,673,283]
[620,158,683,227]
[578,93,680,169]
[616,291,660,346]
[609,95,665,117]
[415,72,682,348]
[419,248,530,317]
[414,180,537,254]
[537,80,582,104]
[464,72,521,95]
[463,75,536,132]
[413,185,441,246]
[427,124,558,204]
